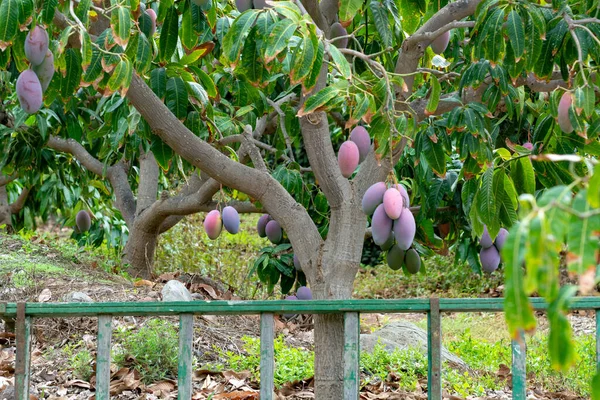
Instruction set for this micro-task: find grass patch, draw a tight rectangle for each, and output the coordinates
[353,254,504,299]
[155,214,269,299]
[113,319,184,384]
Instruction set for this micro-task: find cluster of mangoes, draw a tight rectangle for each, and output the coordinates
[479,226,508,273]
[256,214,283,244]
[337,126,371,178]
[203,206,241,240]
[17,26,54,114]
[362,182,421,273]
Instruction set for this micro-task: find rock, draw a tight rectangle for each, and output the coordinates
[64,292,94,303]
[191,293,205,300]
[162,280,193,301]
[360,321,467,368]
[147,291,159,298]
[0,385,15,400]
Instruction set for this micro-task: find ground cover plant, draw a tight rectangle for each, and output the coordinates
[0,0,598,397]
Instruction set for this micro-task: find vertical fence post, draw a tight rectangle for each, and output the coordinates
[96,315,113,400]
[595,309,600,371]
[511,330,526,400]
[428,298,442,400]
[343,312,360,399]
[260,313,275,400]
[178,314,194,400]
[15,303,31,400]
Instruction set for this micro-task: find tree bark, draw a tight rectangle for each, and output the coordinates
[122,220,159,279]
[0,186,12,232]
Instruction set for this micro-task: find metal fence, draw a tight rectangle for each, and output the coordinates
[3,297,600,400]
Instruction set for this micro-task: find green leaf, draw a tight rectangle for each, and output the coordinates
[159,6,179,62]
[399,0,422,34]
[107,58,132,94]
[588,164,600,208]
[506,10,524,60]
[291,34,317,84]
[425,75,441,115]
[151,136,174,171]
[0,0,19,46]
[264,18,296,64]
[61,49,83,99]
[421,133,446,178]
[370,0,393,48]
[111,6,131,47]
[328,44,352,80]
[477,167,496,229]
[547,286,577,370]
[223,11,259,65]
[510,157,535,195]
[566,189,600,274]
[484,8,506,64]
[150,67,167,99]
[165,77,188,120]
[17,0,33,26]
[272,165,302,194]
[180,7,198,50]
[502,221,537,337]
[525,14,543,71]
[535,20,567,79]
[297,86,340,116]
[339,0,363,26]
[302,41,324,94]
[41,0,58,25]
[134,33,152,73]
[193,67,217,99]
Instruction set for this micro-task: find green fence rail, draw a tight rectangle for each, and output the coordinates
[3,297,600,400]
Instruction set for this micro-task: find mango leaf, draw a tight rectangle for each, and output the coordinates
[134,33,152,73]
[535,20,567,79]
[61,49,83,99]
[111,6,131,47]
[223,11,259,65]
[159,6,179,62]
[503,221,537,338]
[588,164,600,208]
[151,136,174,171]
[477,167,497,231]
[328,44,352,79]
[0,0,19,48]
[547,286,577,370]
[272,165,302,195]
[180,7,198,50]
[370,0,393,48]
[264,18,296,64]
[511,157,535,195]
[17,0,33,26]
[166,77,188,120]
[421,132,446,178]
[506,10,524,60]
[41,0,58,25]
[107,58,132,96]
[150,67,167,99]
[302,41,324,94]
[399,0,422,34]
[484,8,506,64]
[297,86,340,116]
[525,14,543,71]
[566,189,600,274]
[425,75,441,115]
[291,34,317,84]
[339,0,363,26]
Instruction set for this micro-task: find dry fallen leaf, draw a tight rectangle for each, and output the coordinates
[134,279,155,288]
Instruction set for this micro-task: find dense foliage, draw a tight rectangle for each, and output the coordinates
[0,0,598,395]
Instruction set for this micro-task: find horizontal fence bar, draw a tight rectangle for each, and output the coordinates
[3,297,600,318]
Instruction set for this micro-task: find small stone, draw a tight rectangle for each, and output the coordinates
[147,291,159,298]
[64,292,94,303]
[161,280,193,302]
[191,293,205,300]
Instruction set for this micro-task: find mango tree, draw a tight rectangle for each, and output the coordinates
[0,0,599,397]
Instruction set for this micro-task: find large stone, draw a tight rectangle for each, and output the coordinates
[64,292,94,303]
[162,280,193,302]
[360,321,467,368]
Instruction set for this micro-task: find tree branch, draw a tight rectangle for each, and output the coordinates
[137,149,159,214]
[0,174,18,187]
[46,136,137,225]
[9,187,30,214]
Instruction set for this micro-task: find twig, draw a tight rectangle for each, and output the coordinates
[266,98,296,162]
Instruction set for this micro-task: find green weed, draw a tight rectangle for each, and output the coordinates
[113,319,183,384]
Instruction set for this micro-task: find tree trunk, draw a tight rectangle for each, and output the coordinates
[0,186,13,232]
[123,223,159,279]
[312,188,367,399]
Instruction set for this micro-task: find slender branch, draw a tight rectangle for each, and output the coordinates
[47,136,105,176]
[411,20,475,42]
[266,98,295,162]
[0,174,18,187]
[241,126,268,171]
[9,187,30,214]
